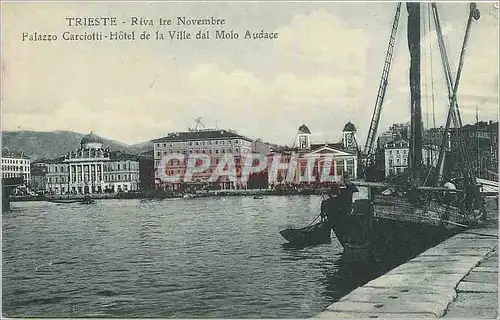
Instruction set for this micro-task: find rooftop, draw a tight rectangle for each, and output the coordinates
[81,131,103,145]
[1,148,30,159]
[343,122,356,133]
[152,129,253,143]
[297,124,311,134]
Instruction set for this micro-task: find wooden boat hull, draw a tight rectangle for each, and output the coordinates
[280,221,331,246]
[330,197,467,257]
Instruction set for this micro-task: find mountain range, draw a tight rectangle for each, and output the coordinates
[1,131,153,160]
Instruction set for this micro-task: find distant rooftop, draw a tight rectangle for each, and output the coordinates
[1,148,30,159]
[298,124,311,134]
[152,129,253,143]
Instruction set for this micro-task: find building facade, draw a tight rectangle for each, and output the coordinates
[383,139,409,177]
[44,132,140,195]
[1,149,31,183]
[267,123,359,187]
[383,139,440,177]
[30,161,47,191]
[152,129,254,191]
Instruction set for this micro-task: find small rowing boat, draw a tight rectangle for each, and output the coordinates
[280,220,331,246]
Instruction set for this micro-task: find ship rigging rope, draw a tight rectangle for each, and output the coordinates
[423,4,437,186]
[428,3,436,129]
[304,212,322,228]
[432,4,477,179]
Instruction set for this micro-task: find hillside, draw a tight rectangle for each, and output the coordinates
[1,130,153,160]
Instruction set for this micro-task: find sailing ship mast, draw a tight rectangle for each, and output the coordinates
[407,3,423,177]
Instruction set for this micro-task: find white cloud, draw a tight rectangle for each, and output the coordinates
[2,4,497,147]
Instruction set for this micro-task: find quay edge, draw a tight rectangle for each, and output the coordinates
[315,199,498,319]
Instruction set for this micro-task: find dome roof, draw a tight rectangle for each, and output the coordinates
[298,124,311,134]
[80,131,103,145]
[343,122,356,132]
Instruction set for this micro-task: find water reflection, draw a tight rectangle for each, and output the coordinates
[3,196,419,318]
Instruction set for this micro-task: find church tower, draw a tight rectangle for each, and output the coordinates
[296,124,311,150]
[342,122,357,150]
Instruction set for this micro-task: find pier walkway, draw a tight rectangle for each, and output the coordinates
[316,201,498,319]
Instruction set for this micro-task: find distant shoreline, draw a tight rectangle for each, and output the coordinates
[9,188,331,202]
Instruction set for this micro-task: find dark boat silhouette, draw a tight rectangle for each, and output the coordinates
[329,3,485,256]
[280,220,331,246]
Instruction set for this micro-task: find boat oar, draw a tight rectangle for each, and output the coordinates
[427,216,468,228]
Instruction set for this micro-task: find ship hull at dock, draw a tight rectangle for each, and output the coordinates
[330,197,471,258]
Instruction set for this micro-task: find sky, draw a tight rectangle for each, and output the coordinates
[2,1,499,146]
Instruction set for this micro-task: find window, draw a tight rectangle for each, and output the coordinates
[163,143,166,147]
[196,142,199,146]
[189,142,193,146]
[157,152,161,156]
[215,150,219,154]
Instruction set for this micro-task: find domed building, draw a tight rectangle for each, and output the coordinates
[266,122,359,186]
[342,121,358,151]
[343,122,357,133]
[80,131,103,149]
[297,124,311,134]
[44,131,141,195]
[296,124,312,150]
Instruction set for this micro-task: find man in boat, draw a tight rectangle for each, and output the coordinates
[443,178,458,206]
[320,176,359,225]
[463,174,487,222]
[338,172,359,214]
[320,183,342,225]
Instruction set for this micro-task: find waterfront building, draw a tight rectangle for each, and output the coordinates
[382,138,439,177]
[449,121,498,180]
[30,161,47,192]
[267,123,359,186]
[1,149,31,183]
[383,139,409,176]
[44,132,140,195]
[152,129,254,191]
[138,150,155,191]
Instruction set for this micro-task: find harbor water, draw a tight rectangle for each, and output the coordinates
[3,195,403,318]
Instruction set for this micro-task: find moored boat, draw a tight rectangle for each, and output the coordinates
[280,220,331,246]
[329,3,485,256]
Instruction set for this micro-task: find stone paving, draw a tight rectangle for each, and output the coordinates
[443,246,498,319]
[316,198,498,319]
